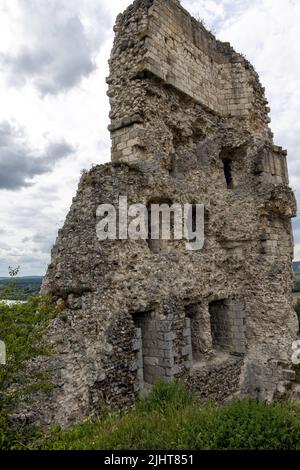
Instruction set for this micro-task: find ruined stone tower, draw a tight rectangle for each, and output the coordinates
[37,0,297,427]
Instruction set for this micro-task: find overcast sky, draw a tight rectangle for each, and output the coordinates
[0,0,299,276]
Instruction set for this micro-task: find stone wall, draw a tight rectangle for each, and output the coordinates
[188,356,244,403]
[22,0,299,428]
[108,0,272,167]
[143,0,263,118]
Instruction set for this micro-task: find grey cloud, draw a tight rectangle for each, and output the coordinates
[28,233,56,255]
[0,0,111,95]
[0,241,11,250]
[183,0,248,33]
[10,254,48,276]
[0,120,75,190]
[45,141,76,163]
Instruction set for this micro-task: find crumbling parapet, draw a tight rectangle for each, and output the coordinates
[108,0,273,168]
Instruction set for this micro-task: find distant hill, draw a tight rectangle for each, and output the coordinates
[293,262,300,274]
[0,276,43,300]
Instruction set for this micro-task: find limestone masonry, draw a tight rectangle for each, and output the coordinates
[27,0,298,427]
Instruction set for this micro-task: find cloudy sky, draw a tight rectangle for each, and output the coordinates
[0,0,299,276]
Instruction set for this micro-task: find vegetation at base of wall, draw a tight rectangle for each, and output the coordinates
[0,295,60,450]
[37,381,300,451]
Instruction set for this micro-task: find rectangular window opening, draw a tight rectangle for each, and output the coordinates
[209,299,246,356]
[223,159,233,189]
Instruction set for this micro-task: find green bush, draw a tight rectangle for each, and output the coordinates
[212,400,300,450]
[0,296,59,449]
[40,382,300,451]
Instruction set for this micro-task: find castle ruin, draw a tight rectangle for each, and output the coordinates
[36,0,297,427]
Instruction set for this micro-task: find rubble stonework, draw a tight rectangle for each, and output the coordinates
[30,0,297,427]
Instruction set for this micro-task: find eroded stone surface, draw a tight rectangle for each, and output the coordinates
[24,0,297,428]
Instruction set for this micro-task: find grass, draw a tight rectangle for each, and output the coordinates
[37,381,300,451]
